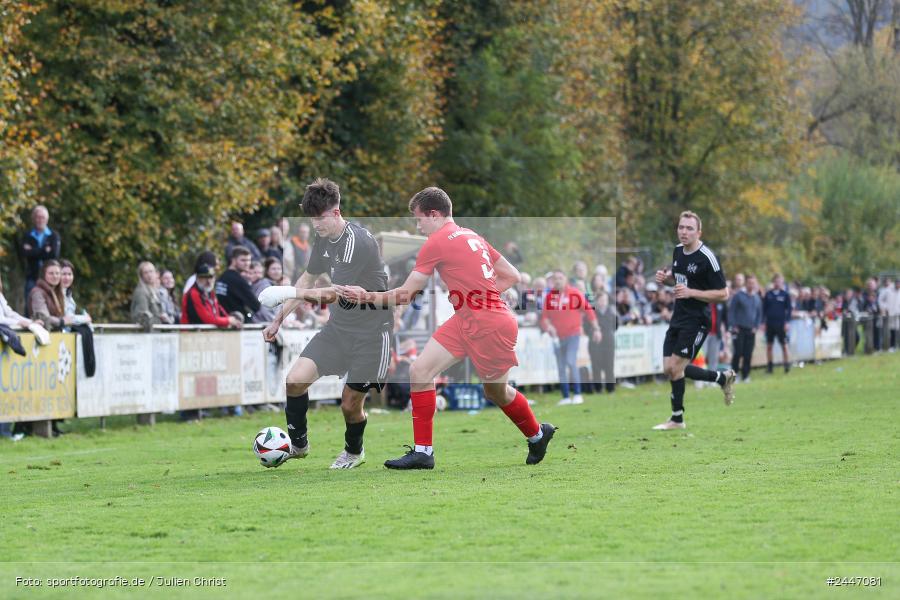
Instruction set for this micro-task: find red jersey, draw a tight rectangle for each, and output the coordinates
[414,222,510,324]
[540,285,597,338]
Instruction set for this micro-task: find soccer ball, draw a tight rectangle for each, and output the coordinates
[253,426,291,468]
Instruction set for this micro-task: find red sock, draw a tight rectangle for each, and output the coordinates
[500,390,541,438]
[411,389,436,446]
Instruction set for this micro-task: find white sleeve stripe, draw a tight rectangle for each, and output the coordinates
[344,228,355,263]
[700,246,720,272]
[378,331,390,380]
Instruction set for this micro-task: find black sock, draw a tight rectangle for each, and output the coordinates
[344,419,367,455]
[684,364,720,383]
[285,393,309,447]
[670,377,685,422]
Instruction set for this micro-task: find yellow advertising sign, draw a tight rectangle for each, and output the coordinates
[0,332,77,422]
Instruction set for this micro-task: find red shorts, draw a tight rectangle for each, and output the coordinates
[432,310,519,381]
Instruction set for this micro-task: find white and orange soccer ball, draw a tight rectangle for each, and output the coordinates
[253,426,291,468]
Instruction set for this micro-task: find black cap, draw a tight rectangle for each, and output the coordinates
[256,228,271,239]
[195,263,216,277]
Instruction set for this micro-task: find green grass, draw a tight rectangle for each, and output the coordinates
[1,353,898,599]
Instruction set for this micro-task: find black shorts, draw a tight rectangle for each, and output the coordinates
[663,322,709,360]
[765,324,787,345]
[300,324,392,392]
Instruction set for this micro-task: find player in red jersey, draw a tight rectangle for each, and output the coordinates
[335,187,556,469]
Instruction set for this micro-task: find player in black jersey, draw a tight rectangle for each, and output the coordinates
[259,178,392,469]
[652,211,736,430]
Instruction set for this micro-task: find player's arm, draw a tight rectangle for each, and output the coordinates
[678,287,729,303]
[483,242,517,292]
[334,271,429,307]
[269,282,340,307]
[655,267,675,286]
[262,270,319,321]
[493,257,520,293]
[673,281,728,302]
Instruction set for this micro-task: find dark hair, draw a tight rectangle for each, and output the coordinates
[301,178,341,217]
[194,250,217,273]
[59,259,75,273]
[408,187,452,216]
[229,245,251,261]
[264,257,282,279]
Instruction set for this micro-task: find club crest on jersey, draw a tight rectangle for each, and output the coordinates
[687,263,698,274]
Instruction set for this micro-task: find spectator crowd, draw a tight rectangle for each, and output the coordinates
[2,206,898,434]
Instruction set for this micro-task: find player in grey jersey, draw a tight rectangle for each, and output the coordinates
[259,178,392,469]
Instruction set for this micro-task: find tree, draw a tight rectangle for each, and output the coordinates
[432,6,582,216]
[14,0,313,317]
[615,0,805,252]
[790,154,900,286]
[548,0,633,220]
[280,0,445,217]
[0,1,43,265]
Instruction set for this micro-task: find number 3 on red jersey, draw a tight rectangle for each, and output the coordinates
[467,239,495,279]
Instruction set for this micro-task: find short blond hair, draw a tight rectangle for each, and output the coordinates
[678,210,702,231]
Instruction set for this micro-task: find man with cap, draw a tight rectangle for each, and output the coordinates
[255,228,282,261]
[181,263,242,329]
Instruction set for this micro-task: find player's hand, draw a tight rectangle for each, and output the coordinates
[262,322,280,343]
[258,285,297,308]
[655,269,669,284]
[334,285,368,303]
[673,284,692,299]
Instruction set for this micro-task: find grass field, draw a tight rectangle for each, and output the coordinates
[1,352,898,599]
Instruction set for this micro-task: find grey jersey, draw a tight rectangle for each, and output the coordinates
[306,222,391,333]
